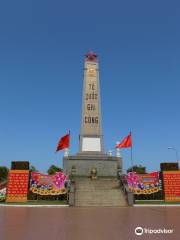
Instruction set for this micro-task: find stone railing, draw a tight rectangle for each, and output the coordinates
[119,174,134,206]
[67,180,76,206]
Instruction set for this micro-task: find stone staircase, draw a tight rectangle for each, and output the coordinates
[74,177,127,207]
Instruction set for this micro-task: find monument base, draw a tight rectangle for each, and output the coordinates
[63,154,122,177]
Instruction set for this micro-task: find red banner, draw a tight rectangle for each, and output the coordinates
[163,171,180,202]
[6,170,29,202]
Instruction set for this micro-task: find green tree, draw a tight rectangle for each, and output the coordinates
[127,165,146,174]
[30,165,38,172]
[47,165,62,175]
[0,166,9,182]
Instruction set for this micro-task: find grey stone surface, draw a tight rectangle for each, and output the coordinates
[68,192,75,206]
[63,154,122,177]
[79,56,104,153]
[127,191,134,206]
[74,177,127,207]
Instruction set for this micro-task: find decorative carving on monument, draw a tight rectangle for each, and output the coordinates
[85,52,98,62]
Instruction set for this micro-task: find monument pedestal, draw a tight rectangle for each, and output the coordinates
[63,154,122,177]
[62,52,126,206]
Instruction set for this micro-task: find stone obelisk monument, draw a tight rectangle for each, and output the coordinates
[79,52,104,154]
[63,52,122,177]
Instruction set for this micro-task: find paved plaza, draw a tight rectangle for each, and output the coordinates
[0,206,179,240]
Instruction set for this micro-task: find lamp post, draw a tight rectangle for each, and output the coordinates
[116,142,121,157]
[168,147,179,166]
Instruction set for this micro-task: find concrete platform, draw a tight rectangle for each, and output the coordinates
[63,154,122,177]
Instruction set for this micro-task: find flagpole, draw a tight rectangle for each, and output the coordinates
[130,132,135,198]
[131,146,133,172]
[130,131,133,172]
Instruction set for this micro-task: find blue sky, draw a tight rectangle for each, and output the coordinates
[0,0,180,173]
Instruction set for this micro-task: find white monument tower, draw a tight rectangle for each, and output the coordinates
[63,52,122,177]
[79,52,103,154]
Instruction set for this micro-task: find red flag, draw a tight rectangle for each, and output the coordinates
[115,132,132,148]
[56,133,70,152]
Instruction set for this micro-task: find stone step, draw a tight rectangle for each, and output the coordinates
[75,201,127,207]
[76,187,120,191]
[75,191,127,205]
[75,203,126,207]
[76,179,119,183]
[75,199,126,202]
[76,184,120,188]
[75,202,126,205]
[76,185,120,188]
[76,196,125,201]
[74,177,127,207]
[75,190,124,194]
[76,182,120,189]
[76,196,126,201]
[76,183,120,187]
